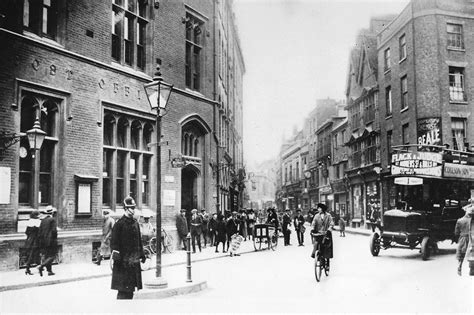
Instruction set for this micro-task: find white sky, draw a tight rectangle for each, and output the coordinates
[234,0,410,167]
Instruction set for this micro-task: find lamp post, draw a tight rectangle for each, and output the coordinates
[27,117,47,208]
[144,59,173,288]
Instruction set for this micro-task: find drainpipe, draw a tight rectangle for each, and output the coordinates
[212,0,220,214]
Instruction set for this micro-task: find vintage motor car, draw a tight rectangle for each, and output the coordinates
[369,201,465,260]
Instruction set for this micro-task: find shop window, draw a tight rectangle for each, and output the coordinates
[19,92,60,208]
[142,155,150,205]
[23,0,58,39]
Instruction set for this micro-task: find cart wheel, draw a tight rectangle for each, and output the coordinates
[253,233,262,251]
[314,251,322,282]
[140,248,152,271]
[421,236,431,260]
[369,232,380,256]
[270,232,278,251]
[324,258,330,276]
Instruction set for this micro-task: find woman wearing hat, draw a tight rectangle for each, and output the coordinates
[455,198,474,276]
[37,205,58,276]
[24,210,41,275]
[310,203,334,259]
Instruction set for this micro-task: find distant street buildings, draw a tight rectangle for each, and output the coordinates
[275,0,474,229]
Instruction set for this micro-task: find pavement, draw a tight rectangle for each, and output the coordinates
[0,226,371,297]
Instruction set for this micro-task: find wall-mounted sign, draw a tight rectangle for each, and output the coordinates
[0,167,11,204]
[171,156,186,168]
[444,163,474,179]
[417,117,442,147]
[394,177,423,185]
[163,189,176,206]
[391,152,442,177]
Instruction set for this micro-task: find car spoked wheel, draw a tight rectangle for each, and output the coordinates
[421,236,431,261]
[369,232,380,256]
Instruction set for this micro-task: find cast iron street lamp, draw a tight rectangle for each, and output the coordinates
[26,117,47,158]
[144,59,173,288]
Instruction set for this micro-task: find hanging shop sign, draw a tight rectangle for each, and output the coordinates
[443,163,474,180]
[171,156,186,168]
[417,117,442,147]
[391,151,442,177]
[394,177,423,185]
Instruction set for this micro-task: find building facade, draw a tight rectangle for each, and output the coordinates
[0,0,244,270]
[377,0,474,212]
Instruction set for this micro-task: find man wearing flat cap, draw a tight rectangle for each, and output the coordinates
[110,196,145,299]
[37,205,57,276]
[95,209,115,266]
[190,209,203,253]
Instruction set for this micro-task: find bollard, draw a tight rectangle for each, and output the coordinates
[186,234,192,282]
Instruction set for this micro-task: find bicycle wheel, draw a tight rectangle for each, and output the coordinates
[314,251,322,282]
[163,235,174,253]
[149,237,157,254]
[324,258,330,276]
[140,248,152,271]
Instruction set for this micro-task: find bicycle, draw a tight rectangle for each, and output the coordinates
[147,229,174,254]
[311,231,332,282]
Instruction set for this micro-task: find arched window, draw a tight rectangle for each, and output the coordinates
[19,92,60,207]
[143,123,153,152]
[130,120,141,150]
[183,133,189,155]
[117,118,128,148]
[194,139,199,156]
[103,115,115,146]
[189,135,194,156]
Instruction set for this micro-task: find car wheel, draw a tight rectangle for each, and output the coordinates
[421,236,431,260]
[369,232,380,256]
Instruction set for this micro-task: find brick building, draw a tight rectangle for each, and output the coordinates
[377,0,474,211]
[345,16,394,227]
[0,0,244,270]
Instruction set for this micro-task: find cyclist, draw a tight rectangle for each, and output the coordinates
[310,203,334,259]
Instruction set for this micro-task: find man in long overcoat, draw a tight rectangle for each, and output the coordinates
[282,209,292,246]
[111,196,145,299]
[190,209,203,253]
[38,205,58,276]
[176,209,189,250]
[455,198,474,276]
[95,209,115,265]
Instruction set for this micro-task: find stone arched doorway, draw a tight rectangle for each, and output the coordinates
[181,165,200,222]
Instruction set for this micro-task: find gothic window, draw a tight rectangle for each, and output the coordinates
[23,0,58,39]
[102,110,153,209]
[19,92,60,208]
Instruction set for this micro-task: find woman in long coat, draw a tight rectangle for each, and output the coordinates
[111,196,145,299]
[24,210,41,275]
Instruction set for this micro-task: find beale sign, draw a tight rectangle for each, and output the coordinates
[391,152,442,177]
